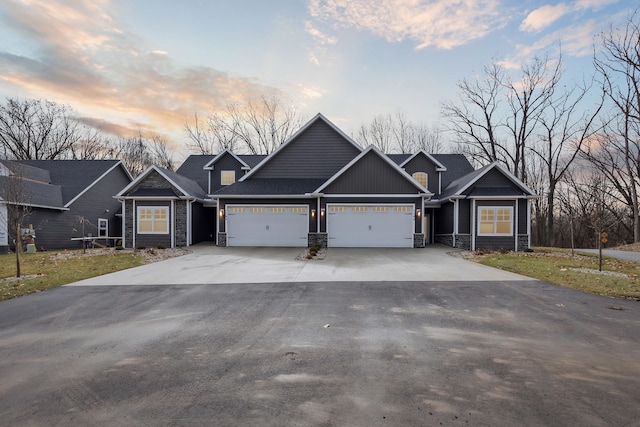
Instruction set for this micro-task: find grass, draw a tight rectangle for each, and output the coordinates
[474,247,640,300]
[0,249,144,301]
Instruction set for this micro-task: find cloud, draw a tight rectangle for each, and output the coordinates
[0,0,287,144]
[308,0,509,50]
[520,4,571,32]
[498,21,597,69]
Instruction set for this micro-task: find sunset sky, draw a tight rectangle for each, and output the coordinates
[0,0,631,157]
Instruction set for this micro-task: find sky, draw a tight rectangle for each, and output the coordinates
[0,0,632,159]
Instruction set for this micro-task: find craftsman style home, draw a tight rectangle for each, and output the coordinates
[0,160,132,252]
[118,114,536,251]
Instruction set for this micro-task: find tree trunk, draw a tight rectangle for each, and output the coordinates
[15,223,21,278]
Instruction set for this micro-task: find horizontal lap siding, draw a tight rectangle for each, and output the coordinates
[25,166,131,251]
[252,120,361,179]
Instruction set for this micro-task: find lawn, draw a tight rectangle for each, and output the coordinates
[474,247,640,300]
[0,249,144,301]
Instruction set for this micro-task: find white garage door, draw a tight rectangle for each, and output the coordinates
[226,205,308,247]
[327,204,414,248]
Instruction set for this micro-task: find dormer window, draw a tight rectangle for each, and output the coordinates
[412,172,427,189]
[221,170,235,185]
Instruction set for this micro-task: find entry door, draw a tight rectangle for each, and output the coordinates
[226,205,308,247]
[327,204,414,248]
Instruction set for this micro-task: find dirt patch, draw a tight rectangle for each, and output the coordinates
[296,247,327,261]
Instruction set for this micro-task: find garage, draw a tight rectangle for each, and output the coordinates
[327,204,414,248]
[226,205,308,247]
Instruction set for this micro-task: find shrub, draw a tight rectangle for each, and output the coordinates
[135,245,146,250]
[156,244,165,250]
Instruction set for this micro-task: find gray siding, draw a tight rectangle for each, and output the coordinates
[324,152,420,194]
[402,155,439,195]
[518,199,528,234]
[464,169,515,194]
[22,165,130,251]
[252,120,361,179]
[458,199,471,234]
[434,202,454,235]
[209,153,248,193]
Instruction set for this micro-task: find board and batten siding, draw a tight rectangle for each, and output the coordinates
[401,155,440,194]
[434,201,454,235]
[323,152,420,194]
[23,165,130,251]
[251,120,361,179]
[467,168,516,190]
[208,153,247,193]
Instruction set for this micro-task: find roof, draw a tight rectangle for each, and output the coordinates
[212,178,326,196]
[387,154,411,164]
[117,165,207,200]
[0,175,65,209]
[15,160,127,205]
[436,162,536,201]
[176,155,215,191]
[432,154,474,189]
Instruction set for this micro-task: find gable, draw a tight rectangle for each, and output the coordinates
[323,151,423,194]
[251,119,362,179]
[462,168,522,196]
[125,169,181,197]
[402,154,440,194]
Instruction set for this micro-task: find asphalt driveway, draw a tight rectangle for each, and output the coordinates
[1,247,639,426]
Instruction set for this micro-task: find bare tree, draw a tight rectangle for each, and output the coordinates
[185,95,303,155]
[0,161,33,277]
[441,63,506,167]
[590,10,640,242]
[357,111,446,153]
[0,98,82,160]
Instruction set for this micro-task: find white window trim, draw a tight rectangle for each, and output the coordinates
[97,218,109,237]
[137,206,170,235]
[221,170,236,186]
[477,206,513,236]
[412,172,428,189]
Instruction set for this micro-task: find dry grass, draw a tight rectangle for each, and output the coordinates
[0,247,189,302]
[473,247,640,300]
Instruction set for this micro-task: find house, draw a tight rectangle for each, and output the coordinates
[0,160,132,253]
[117,113,536,251]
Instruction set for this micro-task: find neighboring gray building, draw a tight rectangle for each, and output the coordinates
[0,159,132,252]
[114,113,537,251]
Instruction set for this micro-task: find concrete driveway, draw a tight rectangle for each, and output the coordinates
[69,244,529,286]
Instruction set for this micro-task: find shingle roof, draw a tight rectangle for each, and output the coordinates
[238,155,267,168]
[432,154,474,189]
[156,167,208,200]
[0,175,65,209]
[16,160,121,204]
[0,160,51,183]
[213,178,326,196]
[387,154,411,164]
[175,155,214,192]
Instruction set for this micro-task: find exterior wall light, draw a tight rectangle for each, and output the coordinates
[320,208,325,217]
[311,209,316,218]
[416,208,421,218]
[219,208,225,219]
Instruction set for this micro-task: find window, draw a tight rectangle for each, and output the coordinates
[478,207,513,236]
[412,172,428,189]
[137,207,169,234]
[97,218,108,237]
[221,170,235,185]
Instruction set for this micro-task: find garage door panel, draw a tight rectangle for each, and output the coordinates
[227,205,308,247]
[328,205,414,248]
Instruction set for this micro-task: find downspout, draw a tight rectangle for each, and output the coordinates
[471,199,476,251]
[453,199,459,247]
[132,199,136,249]
[216,198,219,246]
[527,198,532,248]
[514,198,519,251]
[171,199,175,248]
[120,199,126,248]
[187,199,193,247]
[316,196,321,234]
